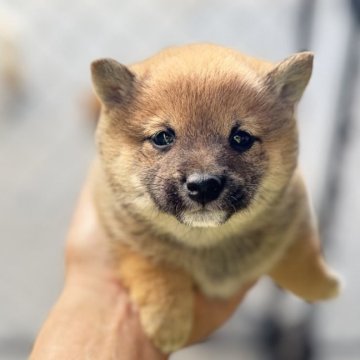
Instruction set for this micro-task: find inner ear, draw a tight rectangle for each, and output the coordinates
[91,58,135,105]
[264,52,313,104]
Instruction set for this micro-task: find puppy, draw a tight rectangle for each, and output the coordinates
[90,43,340,353]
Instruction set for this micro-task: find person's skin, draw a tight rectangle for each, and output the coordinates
[30,177,256,359]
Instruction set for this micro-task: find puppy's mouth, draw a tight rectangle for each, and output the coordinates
[178,209,229,228]
[145,176,253,227]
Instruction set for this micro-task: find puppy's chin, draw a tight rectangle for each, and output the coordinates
[179,210,228,228]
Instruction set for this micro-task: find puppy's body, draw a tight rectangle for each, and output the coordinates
[95,164,308,298]
[91,44,340,352]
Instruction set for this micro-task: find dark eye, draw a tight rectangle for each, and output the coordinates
[229,129,256,152]
[151,129,175,149]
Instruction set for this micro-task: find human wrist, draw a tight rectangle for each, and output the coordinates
[61,274,169,360]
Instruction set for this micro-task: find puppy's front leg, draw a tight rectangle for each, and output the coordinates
[117,245,194,353]
[268,227,340,302]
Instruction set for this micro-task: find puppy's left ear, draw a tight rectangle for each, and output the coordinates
[91,58,135,106]
[265,52,313,104]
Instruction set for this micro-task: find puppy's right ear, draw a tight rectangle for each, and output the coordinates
[91,58,135,105]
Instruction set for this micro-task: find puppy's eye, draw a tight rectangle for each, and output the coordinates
[151,129,175,149]
[230,129,256,152]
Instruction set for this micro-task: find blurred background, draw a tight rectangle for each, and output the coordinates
[0,0,359,359]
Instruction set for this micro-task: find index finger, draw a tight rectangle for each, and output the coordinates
[188,280,257,345]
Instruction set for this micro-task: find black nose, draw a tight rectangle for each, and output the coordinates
[186,174,225,205]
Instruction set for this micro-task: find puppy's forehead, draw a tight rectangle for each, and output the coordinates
[129,45,276,135]
[139,68,265,135]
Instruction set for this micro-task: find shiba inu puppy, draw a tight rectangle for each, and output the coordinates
[90,44,340,353]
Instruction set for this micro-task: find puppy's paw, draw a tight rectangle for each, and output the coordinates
[139,295,193,353]
[116,246,194,353]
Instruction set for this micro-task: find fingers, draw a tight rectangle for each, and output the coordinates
[66,175,97,247]
[187,281,256,345]
[64,171,112,277]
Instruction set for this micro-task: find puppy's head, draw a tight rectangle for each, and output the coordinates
[91,44,312,229]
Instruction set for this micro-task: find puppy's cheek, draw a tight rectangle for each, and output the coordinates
[221,175,260,214]
[147,179,185,216]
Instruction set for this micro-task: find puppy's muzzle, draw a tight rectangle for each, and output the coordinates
[185,173,225,205]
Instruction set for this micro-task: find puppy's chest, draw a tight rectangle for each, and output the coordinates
[187,247,253,298]
[165,234,283,298]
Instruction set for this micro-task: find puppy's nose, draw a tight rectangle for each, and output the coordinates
[186,174,225,204]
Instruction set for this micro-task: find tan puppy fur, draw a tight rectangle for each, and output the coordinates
[90,44,340,353]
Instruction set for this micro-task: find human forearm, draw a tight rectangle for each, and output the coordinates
[30,278,168,360]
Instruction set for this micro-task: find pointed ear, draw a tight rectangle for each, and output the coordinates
[91,58,135,105]
[265,52,313,104]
